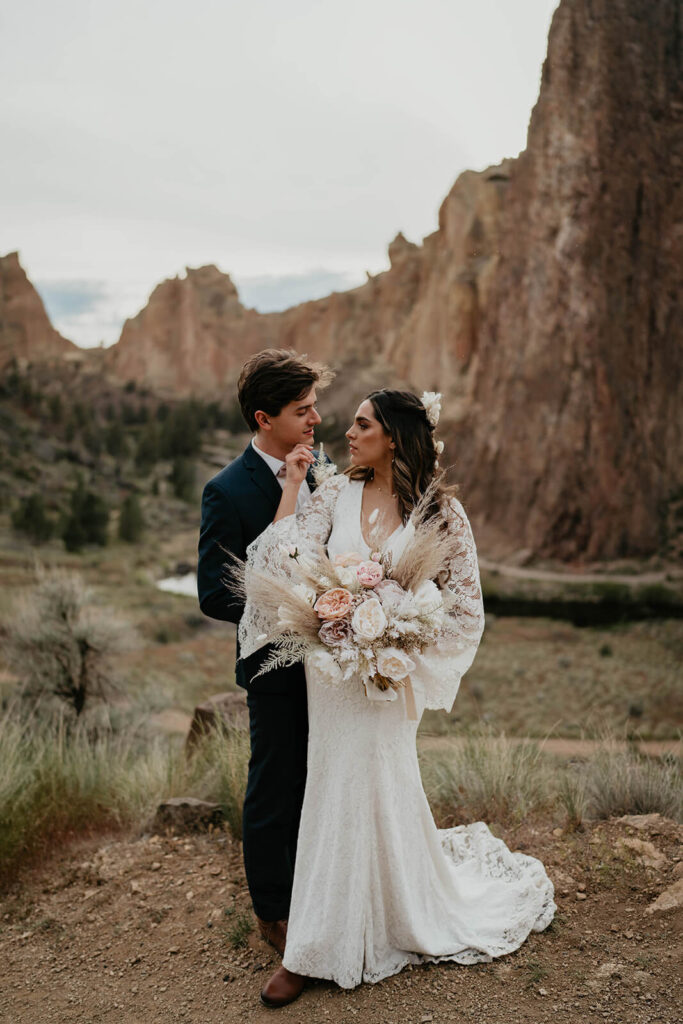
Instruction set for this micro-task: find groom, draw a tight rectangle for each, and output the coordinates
[198,348,333,962]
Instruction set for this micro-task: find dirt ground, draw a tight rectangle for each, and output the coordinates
[2,815,681,1024]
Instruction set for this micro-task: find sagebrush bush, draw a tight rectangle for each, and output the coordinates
[5,568,135,717]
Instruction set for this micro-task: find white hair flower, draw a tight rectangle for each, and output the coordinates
[435,440,444,455]
[421,391,442,427]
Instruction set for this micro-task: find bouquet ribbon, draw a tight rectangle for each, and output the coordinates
[403,677,418,721]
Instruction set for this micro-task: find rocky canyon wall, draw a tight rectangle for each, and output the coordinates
[457,0,683,559]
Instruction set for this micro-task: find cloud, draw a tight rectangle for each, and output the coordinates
[234,269,364,313]
[35,279,108,319]
[33,278,148,348]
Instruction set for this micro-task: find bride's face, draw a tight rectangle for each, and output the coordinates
[346,400,394,469]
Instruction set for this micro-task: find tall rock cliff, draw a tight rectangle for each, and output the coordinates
[457,0,683,559]
[0,252,77,369]
[102,0,683,560]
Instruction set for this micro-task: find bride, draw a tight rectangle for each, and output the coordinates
[237,389,556,1008]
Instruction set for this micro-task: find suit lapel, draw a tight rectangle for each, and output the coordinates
[242,442,283,509]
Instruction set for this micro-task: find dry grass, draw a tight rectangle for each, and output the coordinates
[419,726,682,828]
[0,708,250,889]
[419,616,683,740]
[1,695,680,891]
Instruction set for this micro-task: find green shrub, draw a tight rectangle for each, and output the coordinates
[11,492,53,544]
[61,479,109,550]
[170,457,195,502]
[118,493,145,543]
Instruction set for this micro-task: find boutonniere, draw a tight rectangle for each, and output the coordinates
[312,442,337,487]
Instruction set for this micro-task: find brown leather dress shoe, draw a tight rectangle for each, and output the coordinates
[260,965,306,1009]
[256,916,287,957]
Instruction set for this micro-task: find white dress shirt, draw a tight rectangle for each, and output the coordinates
[251,437,312,513]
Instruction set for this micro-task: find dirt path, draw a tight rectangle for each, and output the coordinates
[419,736,683,759]
[478,559,680,588]
[2,815,681,1024]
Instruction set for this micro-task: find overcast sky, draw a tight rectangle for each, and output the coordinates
[1,0,558,347]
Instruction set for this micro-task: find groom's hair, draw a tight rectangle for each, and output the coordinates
[238,349,334,431]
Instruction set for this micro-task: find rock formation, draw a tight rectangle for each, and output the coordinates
[105,265,279,394]
[9,0,683,561]
[106,0,682,560]
[456,0,683,560]
[0,252,77,369]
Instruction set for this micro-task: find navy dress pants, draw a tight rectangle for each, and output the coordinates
[242,682,309,921]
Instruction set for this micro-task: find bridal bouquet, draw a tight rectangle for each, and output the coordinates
[234,497,466,697]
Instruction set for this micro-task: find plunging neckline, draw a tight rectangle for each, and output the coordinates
[357,479,404,553]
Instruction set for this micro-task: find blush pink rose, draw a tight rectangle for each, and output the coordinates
[356,561,384,588]
[314,587,354,620]
[333,552,363,568]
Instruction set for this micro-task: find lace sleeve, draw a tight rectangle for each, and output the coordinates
[414,497,485,712]
[238,474,348,659]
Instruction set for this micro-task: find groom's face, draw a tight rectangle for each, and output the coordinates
[259,385,321,455]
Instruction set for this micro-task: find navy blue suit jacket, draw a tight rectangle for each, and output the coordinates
[197,441,321,694]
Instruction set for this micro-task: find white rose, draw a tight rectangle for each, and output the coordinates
[351,597,387,641]
[293,583,317,606]
[376,646,416,682]
[336,566,360,590]
[413,579,443,614]
[305,648,343,685]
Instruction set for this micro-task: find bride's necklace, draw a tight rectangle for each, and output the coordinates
[371,471,395,498]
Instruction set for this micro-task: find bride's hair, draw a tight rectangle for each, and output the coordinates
[346,389,457,523]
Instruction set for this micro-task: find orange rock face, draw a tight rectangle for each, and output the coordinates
[0,252,77,369]
[456,0,683,560]
[8,0,683,561]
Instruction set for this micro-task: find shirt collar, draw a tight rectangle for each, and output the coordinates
[251,436,285,477]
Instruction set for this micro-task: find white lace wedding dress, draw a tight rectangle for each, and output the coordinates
[240,475,556,989]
